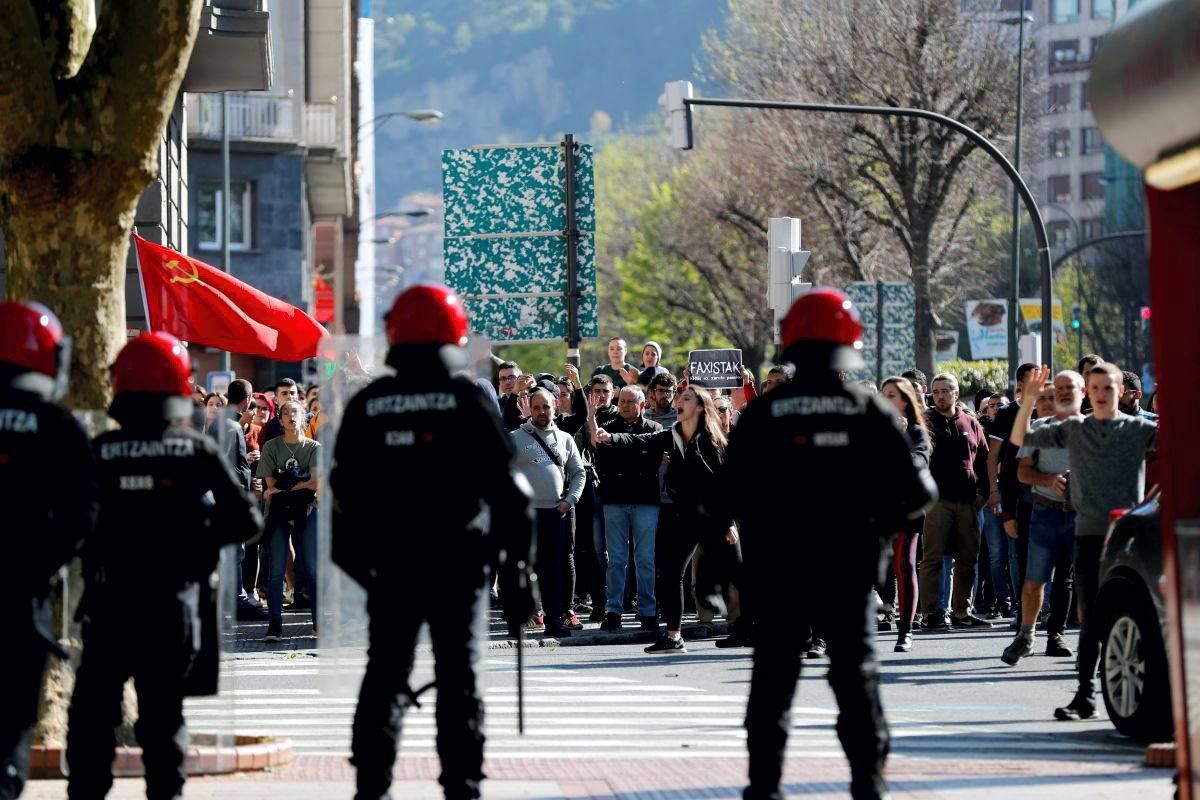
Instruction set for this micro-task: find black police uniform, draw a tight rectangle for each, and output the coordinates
[0,377,98,800]
[330,345,533,800]
[724,357,936,800]
[66,394,262,800]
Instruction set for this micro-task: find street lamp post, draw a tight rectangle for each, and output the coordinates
[356,109,443,138]
[355,109,442,342]
[365,208,433,223]
[1005,12,1033,392]
[667,84,1055,376]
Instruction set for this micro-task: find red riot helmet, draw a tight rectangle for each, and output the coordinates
[385,283,470,347]
[779,288,865,370]
[111,332,193,397]
[0,300,71,399]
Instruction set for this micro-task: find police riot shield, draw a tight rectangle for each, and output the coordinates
[62,400,243,776]
[316,334,387,698]
[316,334,496,699]
[181,398,243,775]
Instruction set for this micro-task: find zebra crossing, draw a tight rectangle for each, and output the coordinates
[184,653,849,759]
[183,651,1138,762]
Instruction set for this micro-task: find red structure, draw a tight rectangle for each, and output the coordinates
[1091,1,1200,795]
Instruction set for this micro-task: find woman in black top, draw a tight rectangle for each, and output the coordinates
[594,384,735,653]
[880,377,932,653]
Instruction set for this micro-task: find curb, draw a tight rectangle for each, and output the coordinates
[29,735,294,780]
[486,620,728,649]
[1144,742,1176,768]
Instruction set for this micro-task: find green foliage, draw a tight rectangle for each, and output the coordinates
[592,132,768,375]
[933,360,1010,399]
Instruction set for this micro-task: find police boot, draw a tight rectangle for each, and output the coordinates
[850,770,890,800]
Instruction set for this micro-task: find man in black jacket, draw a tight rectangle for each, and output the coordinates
[725,289,936,800]
[0,302,98,800]
[330,285,534,800]
[66,333,262,800]
[594,385,662,631]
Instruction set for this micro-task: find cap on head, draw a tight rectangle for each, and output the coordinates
[0,300,64,378]
[385,283,469,347]
[112,332,192,396]
[780,288,865,370]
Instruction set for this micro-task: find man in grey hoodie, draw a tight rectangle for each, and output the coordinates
[511,387,586,637]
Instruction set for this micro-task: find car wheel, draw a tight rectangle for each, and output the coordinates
[1098,578,1173,742]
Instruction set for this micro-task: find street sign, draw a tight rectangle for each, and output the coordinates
[845,281,916,384]
[1019,297,1066,346]
[934,329,960,362]
[442,140,598,344]
[206,370,235,395]
[686,349,743,390]
[965,299,1009,360]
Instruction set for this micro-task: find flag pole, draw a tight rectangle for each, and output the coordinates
[131,233,153,334]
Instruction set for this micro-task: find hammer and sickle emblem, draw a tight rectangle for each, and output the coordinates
[164,259,202,286]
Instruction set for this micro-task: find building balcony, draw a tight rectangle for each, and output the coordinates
[1050,55,1092,74]
[304,102,345,150]
[304,102,351,218]
[186,93,298,143]
[181,1,272,92]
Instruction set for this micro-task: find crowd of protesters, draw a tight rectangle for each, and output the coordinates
[206,334,1157,721]
[485,336,1159,719]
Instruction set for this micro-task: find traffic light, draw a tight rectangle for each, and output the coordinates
[767,218,812,344]
[662,81,694,150]
[1071,303,1082,331]
[1141,305,1151,332]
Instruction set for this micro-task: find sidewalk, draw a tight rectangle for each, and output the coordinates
[25,753,1175,799]
[231,607,725,653]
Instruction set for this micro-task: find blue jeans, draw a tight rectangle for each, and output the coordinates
[266,508,318,626]
[603,504,658,617]
[980,508,1015,604]
[1026,505,1076,584]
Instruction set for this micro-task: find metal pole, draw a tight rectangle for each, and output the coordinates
[221,92,232,373]
[1006,14,1026,392]
[684,96,1055,374]
[562,133,581,367]
[875,280,884,387]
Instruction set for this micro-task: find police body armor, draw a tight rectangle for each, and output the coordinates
[330,344,533,587]
[81,395,262,695]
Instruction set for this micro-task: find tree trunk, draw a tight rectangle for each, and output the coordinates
[910,236,936,377]
[3,155,140,409]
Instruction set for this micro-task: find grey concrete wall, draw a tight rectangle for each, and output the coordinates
[187,149,308,307]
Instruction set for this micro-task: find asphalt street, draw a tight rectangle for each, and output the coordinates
[27,615,1178,798]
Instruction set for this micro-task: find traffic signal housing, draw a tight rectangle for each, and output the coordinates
[662,81,694,150]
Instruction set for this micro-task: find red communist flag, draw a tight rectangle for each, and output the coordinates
[133,235,328,361]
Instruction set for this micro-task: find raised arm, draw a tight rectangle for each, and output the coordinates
[1009,365,1051,448]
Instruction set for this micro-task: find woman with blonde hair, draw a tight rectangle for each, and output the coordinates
[879,376,932,653]
[595,384,737,653]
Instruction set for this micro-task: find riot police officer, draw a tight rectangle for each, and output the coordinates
[0,302,98,800]
[66,332,262,800]
[330,284,534,800]
[724,289,936,800]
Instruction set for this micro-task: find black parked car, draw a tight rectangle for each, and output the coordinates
[1096,491,1174,742]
